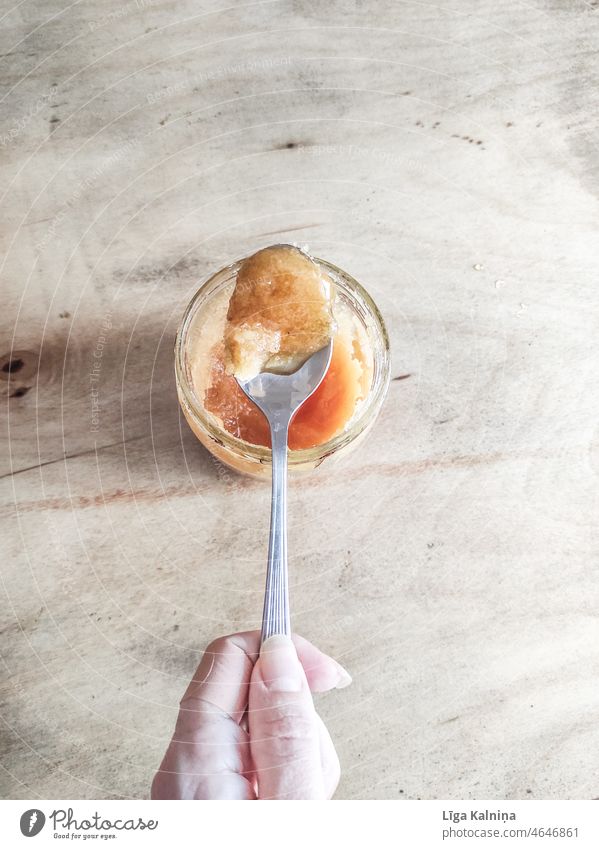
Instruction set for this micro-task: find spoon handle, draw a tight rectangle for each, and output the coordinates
[260,420,290,643]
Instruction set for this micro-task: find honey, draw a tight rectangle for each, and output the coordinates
[224,245,335,380]
[205,333,363,450]
[176,250,389,477]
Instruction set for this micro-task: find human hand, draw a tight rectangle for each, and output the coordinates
[151,631,351,800]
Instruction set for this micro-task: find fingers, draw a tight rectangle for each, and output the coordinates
[179,631,351,729]
[153,632,260,800]
[151,717,256,800]
[152,630,350,799]
[178,632,260,725]
[249,635,326,800]
[293,634,352,693]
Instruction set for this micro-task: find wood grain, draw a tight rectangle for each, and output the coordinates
[1,0,599,800]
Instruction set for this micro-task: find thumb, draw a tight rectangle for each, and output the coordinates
[249,635,325,800]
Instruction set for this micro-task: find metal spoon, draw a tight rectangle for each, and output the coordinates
[236,341,333,643]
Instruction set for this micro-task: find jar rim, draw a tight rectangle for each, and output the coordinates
[175,255,391,466]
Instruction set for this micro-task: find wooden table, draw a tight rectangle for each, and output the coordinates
[2,0,598,799]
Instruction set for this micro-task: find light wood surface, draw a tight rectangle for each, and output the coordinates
[1,0,599,799]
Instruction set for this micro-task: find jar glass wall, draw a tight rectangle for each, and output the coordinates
[175,256,390,478]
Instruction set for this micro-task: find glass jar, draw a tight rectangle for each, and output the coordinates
[175,255,390,478]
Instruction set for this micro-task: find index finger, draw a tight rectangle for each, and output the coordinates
[179,631,260,725]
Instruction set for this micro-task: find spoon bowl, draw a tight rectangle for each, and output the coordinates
[236,342,333,427]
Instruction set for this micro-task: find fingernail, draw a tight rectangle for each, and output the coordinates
[259,635,304,692]
[334,661,352,689]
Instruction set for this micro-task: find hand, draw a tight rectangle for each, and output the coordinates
[151,631,351,800]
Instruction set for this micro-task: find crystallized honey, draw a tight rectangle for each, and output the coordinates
[188,245,374,453]
[224,245,335,380]
[178,248,388,476]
